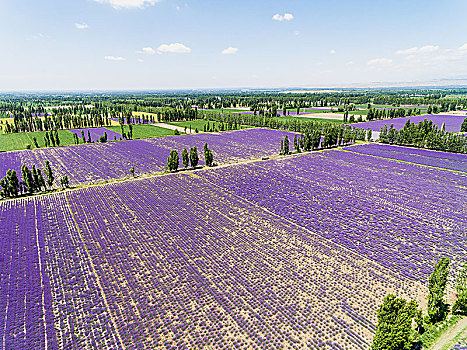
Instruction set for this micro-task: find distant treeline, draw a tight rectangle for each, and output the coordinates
[380,119,467,153]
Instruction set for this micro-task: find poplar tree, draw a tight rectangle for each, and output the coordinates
[45,160,54,188]
[167,150,179,171]
[182,148,189,168]
[427,257,450,323]
[55,130,60,146]
[283,135,290,155]
[21,165,34,193]
[452,264,467,315]
[189,146,199,168]
[204,143,214,167]
[371,295,418,350]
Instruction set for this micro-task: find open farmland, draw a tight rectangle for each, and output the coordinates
[1,145,466,349]
[0,128,295,187]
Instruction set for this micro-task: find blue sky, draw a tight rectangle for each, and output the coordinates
[1,0,467,91]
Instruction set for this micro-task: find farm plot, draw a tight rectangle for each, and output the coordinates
[345,143,467,172]
[1,173,424,349]
[69,127,122,142]
[351,114,466,132]
[202,149,467,283]
[0,128,296,187]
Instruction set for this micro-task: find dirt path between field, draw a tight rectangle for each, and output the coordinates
[151,123,195,134]
[430,317,467,350]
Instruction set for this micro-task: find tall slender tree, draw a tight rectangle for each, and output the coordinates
[427,257,450,323]
[45,160,54,188]
[182,148,189,168]
[189,146,199,168]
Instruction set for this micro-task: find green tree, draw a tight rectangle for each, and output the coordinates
[44,160,54,188]
[37,169,46,191]
[189,146,199,168]
[427,257,450,323]
[55,130,60,146]
[182,148,189,168]
[461,117,467,132]
[167,150,179,171]
[371,295,418,350]
[453,263,467,315]
[31,165,40,191]
[8,169,20,197]
[60,175,69,188]
[283,135,290,155]
[21,164,34,193]
[130,166,135,177]
[204,143,214,167]
[367,128,373,142]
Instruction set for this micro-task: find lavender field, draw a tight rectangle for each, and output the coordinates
[69,127,122,141]
[203,150,467,282]
[2,145,466,349]
[345,143,467,172]
[351,114,466,132]
[0,128,295,187]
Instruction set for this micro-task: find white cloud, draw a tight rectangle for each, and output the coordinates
[137,58,144,62]
[329,49,336,54]
[104,55,126,61]
[93,0,161,9]
[176,5,181,10]
[346,61,355,66]
[396,45,439,55]
[222,47,238,55]
[459,43,467,51]
[419,45,439,53]
[272,13,294,22]
[368,58,393,66]
[157,43,191,54]
[138,47,155,55]
[395,46,419,55]
[75,23,88,30]
[294,30,300,36]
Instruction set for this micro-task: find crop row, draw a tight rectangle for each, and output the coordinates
[1,170,424,349]
[344,143,467,172]
[203,149,467,283]
[0,128,295,188]
[351,114,465,132]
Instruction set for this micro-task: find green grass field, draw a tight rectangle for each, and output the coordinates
[0,130,76,152]
[107,124,177,139]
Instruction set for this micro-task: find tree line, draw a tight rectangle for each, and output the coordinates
[166,143,213,172]
[380,119,467,153]
[1,161,52,198]
[372,258,467,349]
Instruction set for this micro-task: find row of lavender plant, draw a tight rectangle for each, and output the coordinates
[0,128,297,188]
[202,150,467,283]
[62,174,422,349]
[351,114,466,132]
[1,170,423,349]
[344,143,467,172]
